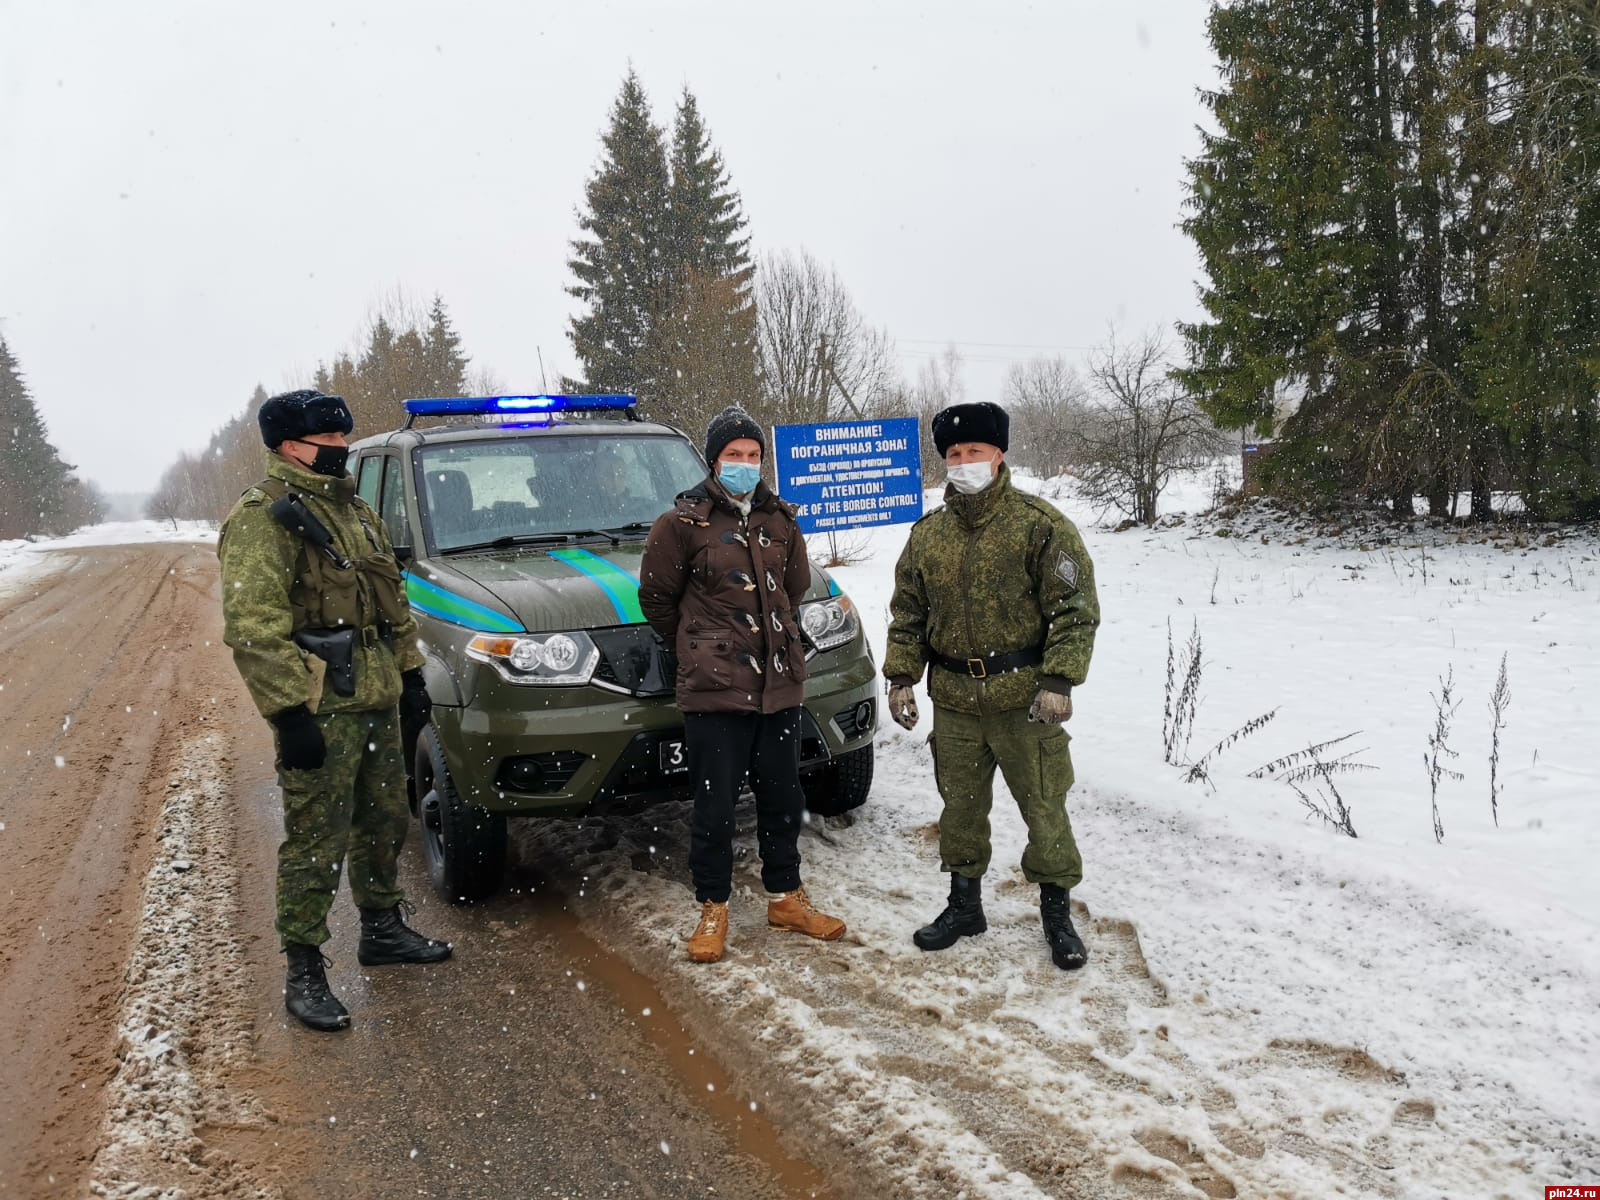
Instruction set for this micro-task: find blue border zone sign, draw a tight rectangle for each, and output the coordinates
[773,417,923,534]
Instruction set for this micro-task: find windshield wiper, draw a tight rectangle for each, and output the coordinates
[561,528,623,546]
[441,533,578,554]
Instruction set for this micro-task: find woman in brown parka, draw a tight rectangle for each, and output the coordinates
[639,406,847,962]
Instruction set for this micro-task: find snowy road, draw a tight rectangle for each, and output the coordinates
[0,535,831,1200]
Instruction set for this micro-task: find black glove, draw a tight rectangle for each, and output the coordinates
[271,703,326,771]
[399,668,432,728]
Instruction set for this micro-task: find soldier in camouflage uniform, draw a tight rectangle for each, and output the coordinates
[883,401,1100,970]
[219,389,450,1032]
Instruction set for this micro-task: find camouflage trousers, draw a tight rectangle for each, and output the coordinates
[930,704,1083,889]
[275,709,409,948]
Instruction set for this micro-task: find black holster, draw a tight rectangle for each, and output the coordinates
[293,627,357,697]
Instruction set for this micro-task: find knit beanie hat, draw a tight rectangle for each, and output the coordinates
[704,406,766,465]
[931,401,1009,456]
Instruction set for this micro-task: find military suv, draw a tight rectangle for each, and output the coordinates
[347,395,877,902]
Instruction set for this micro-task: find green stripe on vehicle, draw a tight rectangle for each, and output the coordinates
[405,573,524,633]
[548,547,647,624]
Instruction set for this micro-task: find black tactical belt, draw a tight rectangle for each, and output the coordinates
[932,647,1044,679]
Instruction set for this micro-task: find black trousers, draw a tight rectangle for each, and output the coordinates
[685,707,807,904]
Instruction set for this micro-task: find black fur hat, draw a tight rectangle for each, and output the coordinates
[931,401,1009,456]
[258,389,354,449]
[704,406,766,465]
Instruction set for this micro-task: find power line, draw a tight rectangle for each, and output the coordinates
[896,337,1097,352]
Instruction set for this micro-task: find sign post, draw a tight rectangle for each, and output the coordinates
[772,417,923,536]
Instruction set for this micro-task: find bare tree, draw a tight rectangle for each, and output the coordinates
[1073,329,1229,526]
[1003,356,1089,482]
[897,345,966,485]
[754,249,898,429]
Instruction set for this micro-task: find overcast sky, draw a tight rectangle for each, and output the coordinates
[2,1,1216,494]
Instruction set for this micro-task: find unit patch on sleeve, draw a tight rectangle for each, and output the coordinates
[1055,552,1080,590]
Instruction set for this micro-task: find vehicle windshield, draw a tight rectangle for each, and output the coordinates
[416,432,706,553]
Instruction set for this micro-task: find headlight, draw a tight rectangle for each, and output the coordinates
[466,631,600,686]
[798,595,859,653]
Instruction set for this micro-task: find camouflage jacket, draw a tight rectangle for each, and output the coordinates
[638,478,811,715]
[218,454,424,719]
[883,465,1099,715]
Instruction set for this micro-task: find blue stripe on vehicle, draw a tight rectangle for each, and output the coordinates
[548,547,647,625]
[404,573,524,633]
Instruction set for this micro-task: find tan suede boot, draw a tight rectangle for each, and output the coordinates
[687,900,729,963]
[767,886,846,941]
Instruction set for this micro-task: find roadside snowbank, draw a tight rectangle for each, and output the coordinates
[88,737,276,1200]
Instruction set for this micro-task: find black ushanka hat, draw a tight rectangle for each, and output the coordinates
[931,401,1009,456]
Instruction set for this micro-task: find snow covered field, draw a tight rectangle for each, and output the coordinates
[528,471,1600,1199]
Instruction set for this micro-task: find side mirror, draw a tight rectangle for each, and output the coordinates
[393,544,414,565]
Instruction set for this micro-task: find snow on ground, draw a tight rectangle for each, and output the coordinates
[526,469,1600,1199]
[89,737,274,1200]
[12,501,1595,1196]
[0,521,217,599]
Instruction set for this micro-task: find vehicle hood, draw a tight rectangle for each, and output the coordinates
[407,541,838,635]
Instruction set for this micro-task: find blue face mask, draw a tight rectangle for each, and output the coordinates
[717,462,762,496]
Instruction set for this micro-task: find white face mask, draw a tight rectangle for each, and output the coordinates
[946,455,998,494]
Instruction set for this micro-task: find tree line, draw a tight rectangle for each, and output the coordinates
[1180,0,1600,520]
[148,20,1598,530]
[0,333,105,539]
[145,294,475,523]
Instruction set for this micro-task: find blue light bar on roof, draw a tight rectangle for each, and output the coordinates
[403,394,638,417]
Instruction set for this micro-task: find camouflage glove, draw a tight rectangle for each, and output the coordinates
[271,703,326,770]
[1028,687,1073,724]
[399,667,432,728]
[887,683,919,731]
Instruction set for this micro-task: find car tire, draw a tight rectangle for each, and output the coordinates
[414,724,507,903]
[801,743,873,817]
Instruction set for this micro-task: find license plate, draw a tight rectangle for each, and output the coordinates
[659,738,688,775]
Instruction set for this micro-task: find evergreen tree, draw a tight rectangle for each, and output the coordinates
[423,295,471,398]
[1464,1,1600,518]
[1182,1,1599,520]
[566,70,673,399]
[0,333,77,539]
[659,87,759,433]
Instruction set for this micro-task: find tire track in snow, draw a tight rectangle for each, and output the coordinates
[519,787,1592,1199]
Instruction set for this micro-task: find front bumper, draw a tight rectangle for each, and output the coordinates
[431,638,879,818]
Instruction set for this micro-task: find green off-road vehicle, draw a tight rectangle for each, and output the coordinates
[347,395,877,901]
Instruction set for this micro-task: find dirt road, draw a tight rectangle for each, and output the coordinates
[0,543,840,1199]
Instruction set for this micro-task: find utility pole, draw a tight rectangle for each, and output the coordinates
[816,334,864,420]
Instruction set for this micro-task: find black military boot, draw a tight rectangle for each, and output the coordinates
[1040,883,1088,970]
[284,943,350,1031]
[913,873,987,951]
[357,901,453,966]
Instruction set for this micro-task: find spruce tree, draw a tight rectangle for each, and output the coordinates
[1464,1,1600,518]
[566,70,673,399]
[0,334,74,539]
[659,87,759,432]
[1180,1,1386,503]
[423,295,471,398]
